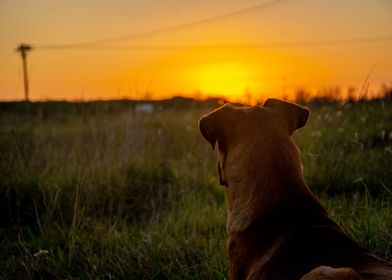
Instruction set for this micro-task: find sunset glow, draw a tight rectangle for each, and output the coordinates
[0,0,391,102]
[188,62,259,98]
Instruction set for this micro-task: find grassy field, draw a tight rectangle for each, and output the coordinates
[0,99,391,279]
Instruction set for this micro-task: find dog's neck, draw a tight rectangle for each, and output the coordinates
[226,175,323,235]
[225,136,325,235]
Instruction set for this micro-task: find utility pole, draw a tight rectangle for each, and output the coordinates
[16,43,32,101]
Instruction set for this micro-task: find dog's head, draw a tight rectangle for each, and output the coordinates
[199,98,309,186]
[199,98,310,232]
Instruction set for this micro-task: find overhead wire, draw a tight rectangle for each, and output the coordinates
[35,0,289,49]
[33,35,392,51]
[18,0,392,51]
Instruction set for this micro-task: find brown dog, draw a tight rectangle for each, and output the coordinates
[199,99,391,280]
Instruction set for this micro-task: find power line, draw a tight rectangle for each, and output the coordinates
[34,35,392,51]
[36,0,289,49]
[25,0,392,51]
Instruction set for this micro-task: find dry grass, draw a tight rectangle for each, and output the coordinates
[0,99,391,279]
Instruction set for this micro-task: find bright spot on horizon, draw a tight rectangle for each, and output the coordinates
[188,62,260,99]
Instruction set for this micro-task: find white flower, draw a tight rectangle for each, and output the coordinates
[34,249,49,257]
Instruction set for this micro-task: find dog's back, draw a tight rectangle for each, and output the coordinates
[247,210,391,279]
[226,187,391,280]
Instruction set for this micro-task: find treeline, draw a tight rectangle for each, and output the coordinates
[293,83,392,105]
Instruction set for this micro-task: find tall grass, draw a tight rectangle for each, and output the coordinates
[0,99,391,279]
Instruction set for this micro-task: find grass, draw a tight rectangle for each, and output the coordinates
[0,99,391,279]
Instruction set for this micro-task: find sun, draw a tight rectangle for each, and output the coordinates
[188,62,261,101]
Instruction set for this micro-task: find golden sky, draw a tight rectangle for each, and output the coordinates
[0,0,391,102]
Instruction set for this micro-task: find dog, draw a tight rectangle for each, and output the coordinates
[199,99,391,280]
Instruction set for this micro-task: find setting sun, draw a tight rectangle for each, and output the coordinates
[188,62,259,100]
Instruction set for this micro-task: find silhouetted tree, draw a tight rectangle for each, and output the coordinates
[317,87,342,102]
[346,87,357,103]
[295,88,310,105]
[381,84,392,101]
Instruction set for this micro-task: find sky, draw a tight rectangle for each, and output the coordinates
[0,0,391,102]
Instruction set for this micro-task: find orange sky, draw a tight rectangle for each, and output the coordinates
[0,0,391,102]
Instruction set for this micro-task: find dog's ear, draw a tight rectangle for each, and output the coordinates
[263,98,310,134]
[198,103,234,149]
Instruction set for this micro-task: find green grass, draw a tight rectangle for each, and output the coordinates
[0,99,391,279]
